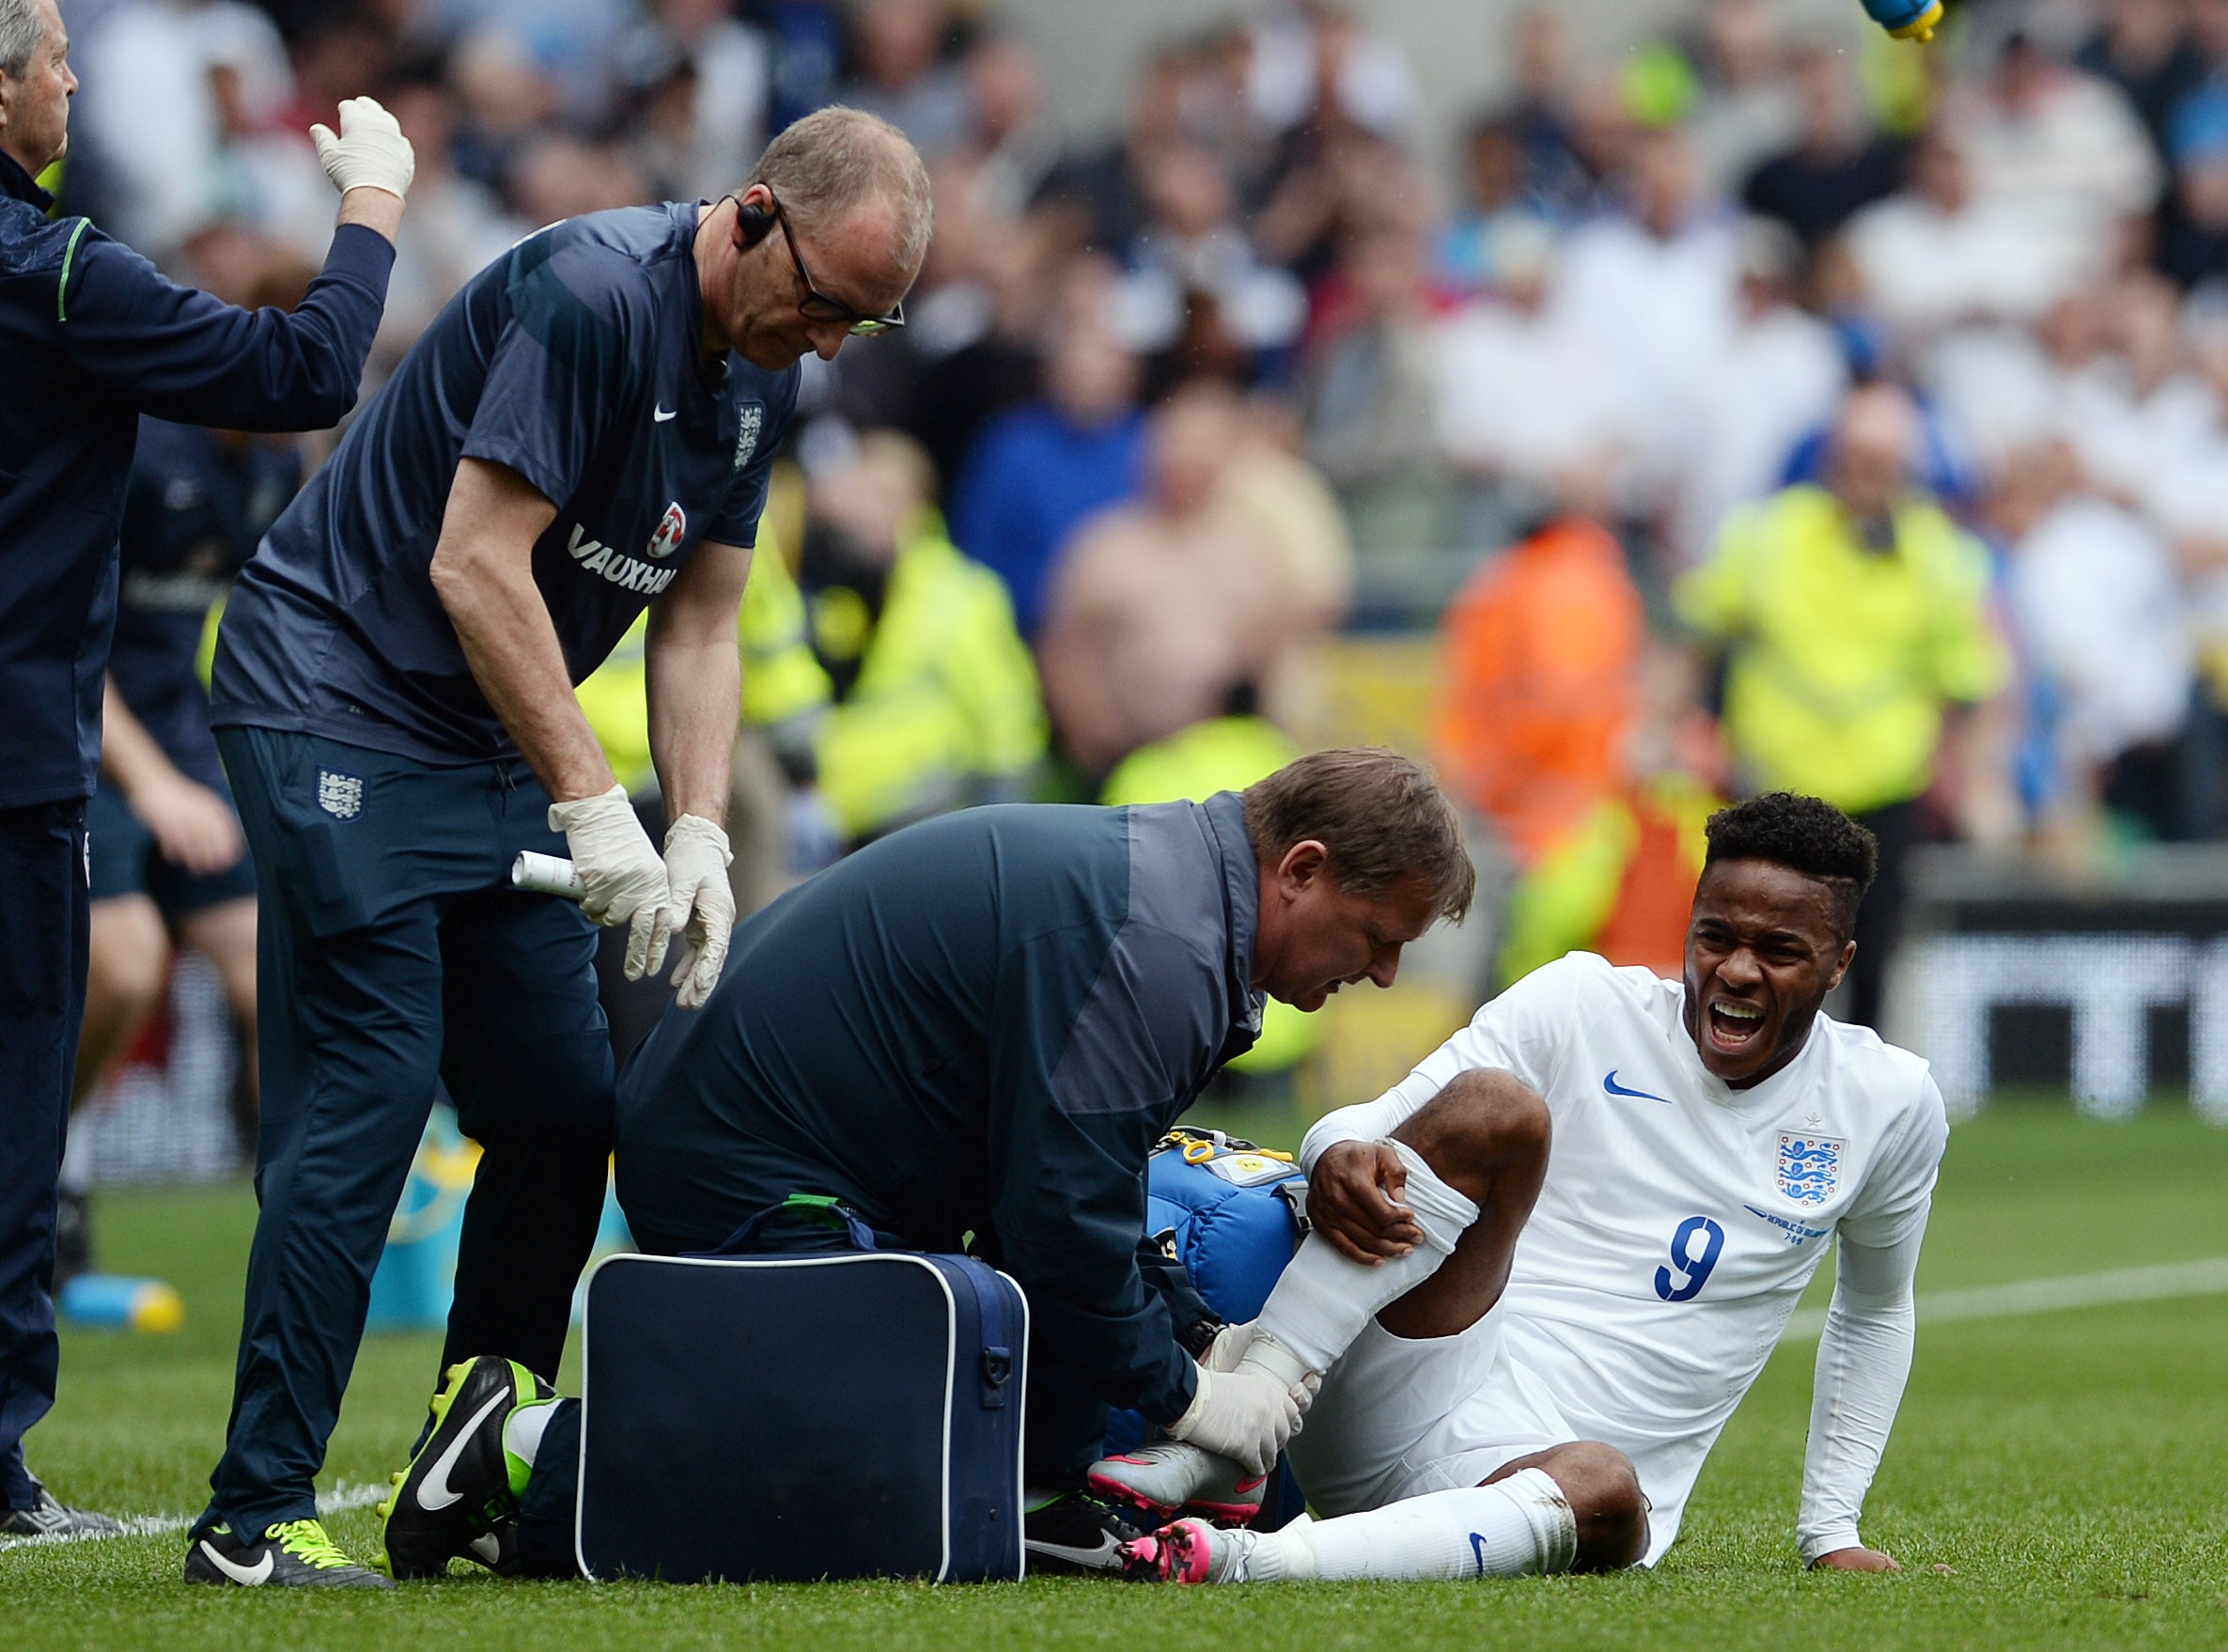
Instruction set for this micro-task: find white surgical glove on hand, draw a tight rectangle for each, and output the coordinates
[548,786,672,980]
[1200,1320,1252,1374]
[311,96,415,201]
[662,814,735,1009]
[1163,1364,1304,1477]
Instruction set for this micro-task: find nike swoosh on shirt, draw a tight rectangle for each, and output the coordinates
[195,1541,274,1584]
[652,406,677,422]
[1602,1069,1673,1105]
[416,1391,510,1512]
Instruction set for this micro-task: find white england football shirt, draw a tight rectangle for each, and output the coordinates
[1300,951,1948,1559]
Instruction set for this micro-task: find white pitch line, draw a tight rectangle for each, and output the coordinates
[0,1480,385,1551]
[1784,1255,2228,1342]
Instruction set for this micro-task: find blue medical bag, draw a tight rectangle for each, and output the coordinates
[1106,1129,1311,1524]
[576,1196,1029,1582]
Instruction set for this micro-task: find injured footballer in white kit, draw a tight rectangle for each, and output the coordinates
[1103,792,1949,1583]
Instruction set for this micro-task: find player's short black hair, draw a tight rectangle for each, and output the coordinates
[1701,793,1878,938]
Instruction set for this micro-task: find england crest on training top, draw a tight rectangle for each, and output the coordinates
[732,402,763,474]
[1775,1133,1842,1206]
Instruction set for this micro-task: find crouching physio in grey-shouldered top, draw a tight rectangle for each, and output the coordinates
[368,748,1479,1581]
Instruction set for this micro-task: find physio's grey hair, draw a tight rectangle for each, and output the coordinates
[744,105,934,272]
[0,0,48,83]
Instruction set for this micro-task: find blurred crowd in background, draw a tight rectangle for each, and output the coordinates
[49,0,2228,1052]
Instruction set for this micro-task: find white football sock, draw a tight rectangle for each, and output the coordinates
[1300,1469,1579,1581]
[502,1395,558,1473]
[1254,1140,1480,1373]
[1223,1514,1317,1582]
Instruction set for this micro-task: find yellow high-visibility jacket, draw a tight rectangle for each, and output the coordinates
[1675,485,2008,813]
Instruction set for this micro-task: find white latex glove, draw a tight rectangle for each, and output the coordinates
[1200,1320,1252,1374]
[1163,1364,1303,1477]
[310,96,415,201]
[663,813,735,1009]
[1198,1320,1321,1408]
[548,786,672,980]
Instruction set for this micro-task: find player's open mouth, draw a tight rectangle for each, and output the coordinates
[1706,1000,1767,1052]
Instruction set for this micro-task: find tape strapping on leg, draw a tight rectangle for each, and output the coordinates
[1382,1139,1481,1255]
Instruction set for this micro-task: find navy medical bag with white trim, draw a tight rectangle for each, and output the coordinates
[576,1195,1029,1583]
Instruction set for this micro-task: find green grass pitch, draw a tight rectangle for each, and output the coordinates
[7,1101,2226,1651]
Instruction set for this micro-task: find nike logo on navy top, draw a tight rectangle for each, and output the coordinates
[1602,1069,1674,1104]
[653,405,676,422]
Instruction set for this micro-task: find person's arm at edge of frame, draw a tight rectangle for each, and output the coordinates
[646,539,752,1005]
[58,101,411,431]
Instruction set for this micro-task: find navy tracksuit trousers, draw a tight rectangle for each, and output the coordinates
[0,802,88,1510]
[201,726,616,1537]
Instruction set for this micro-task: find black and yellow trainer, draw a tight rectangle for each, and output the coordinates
[183,1518,393,1587]
[375,1356,553,1580]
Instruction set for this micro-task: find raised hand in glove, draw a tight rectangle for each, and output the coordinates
[662,814,735,1009]
[311,96,415,201]
[1163,1364,1306,1477]
[548,786,672,980]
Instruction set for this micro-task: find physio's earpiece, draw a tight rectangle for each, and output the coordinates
[733,195,775,249]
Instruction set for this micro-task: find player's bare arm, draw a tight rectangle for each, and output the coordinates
[98,677,244,876]
[645,539,752,826]
[428,456,615,803]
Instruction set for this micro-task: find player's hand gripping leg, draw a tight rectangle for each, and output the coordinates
[661,815,735,1008]
[547,786,673,979]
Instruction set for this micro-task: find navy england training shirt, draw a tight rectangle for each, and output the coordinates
[212,202,800,763]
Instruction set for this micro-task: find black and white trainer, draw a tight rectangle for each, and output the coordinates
[1023,1489,1148,1576]
[183,1519,393,1587]
[375,1355,553,1580]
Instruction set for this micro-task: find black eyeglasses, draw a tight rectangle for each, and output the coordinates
[765,193,905,337]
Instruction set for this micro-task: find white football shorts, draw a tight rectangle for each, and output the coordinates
[1287,1304,1576,1518]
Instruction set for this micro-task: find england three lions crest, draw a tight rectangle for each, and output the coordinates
[317,770,363,819]
[1775,1133,1843,1206]
[732,402,764,474]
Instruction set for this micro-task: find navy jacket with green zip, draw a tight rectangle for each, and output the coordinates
[616,794,1265,1427]
[0,151,391,809]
